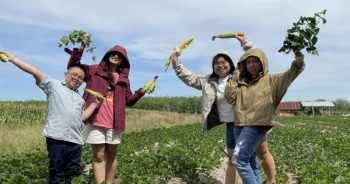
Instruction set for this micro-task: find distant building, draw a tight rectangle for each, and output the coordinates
[277,101,335,116]
[277,102,302,116]
[301,101,335,116]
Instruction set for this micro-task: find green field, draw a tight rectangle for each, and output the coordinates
[0,101,349,183]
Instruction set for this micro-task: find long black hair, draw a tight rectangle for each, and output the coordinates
[103,52,127,91]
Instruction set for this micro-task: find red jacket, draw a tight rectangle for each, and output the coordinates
[65,45,144,132]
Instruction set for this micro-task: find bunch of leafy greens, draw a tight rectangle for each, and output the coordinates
[278,9,327,56]
[58,30,97,61]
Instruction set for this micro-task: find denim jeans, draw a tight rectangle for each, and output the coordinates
[232,127,266,184]
[226,122,236,150]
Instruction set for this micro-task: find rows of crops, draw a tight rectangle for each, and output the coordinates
[1,116,349,183]
[0,101,349,183]
[0,98,203,125]
[270,116,350,183]
[0,123,225,184]
[0,101,47,125]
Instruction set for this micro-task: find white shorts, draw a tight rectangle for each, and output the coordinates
[85,123,122,144]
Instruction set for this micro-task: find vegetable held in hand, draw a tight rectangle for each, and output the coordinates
[212,32,239,41]
[84,88,106,100]
[278,9,327,56]
[58,30,97,62]
[164,36,194,72]
[0,51,9,62]
[142,76,158,93]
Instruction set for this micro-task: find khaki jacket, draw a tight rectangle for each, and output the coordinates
[224,48,306,126]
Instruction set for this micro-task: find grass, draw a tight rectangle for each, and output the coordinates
[0,108,201,154]
[0,124,45,154]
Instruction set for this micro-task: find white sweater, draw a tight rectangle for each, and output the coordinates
[215,75,234,123]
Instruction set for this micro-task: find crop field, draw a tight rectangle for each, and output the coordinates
[0,100,349,184]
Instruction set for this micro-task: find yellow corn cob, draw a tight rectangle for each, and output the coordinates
[84,88,106,100]
[165,36,194,72]
[143,76,158,93]
[212,32,239,41]
[0,52,9,62]
[178,36,194,50]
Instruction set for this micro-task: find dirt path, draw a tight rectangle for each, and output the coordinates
[167,153,243,184]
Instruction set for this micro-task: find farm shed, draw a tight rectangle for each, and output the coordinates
[301,101,335,116]
[277,102,302,116]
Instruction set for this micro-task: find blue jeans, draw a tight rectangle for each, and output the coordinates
[226,122,236,150]
[233,127,265,184]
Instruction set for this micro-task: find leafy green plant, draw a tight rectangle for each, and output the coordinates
[2,100,350,183]
[57,30,97,61]
[278,9,327,56]
[128,96,202,113]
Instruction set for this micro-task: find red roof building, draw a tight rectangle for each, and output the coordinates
[277,102,302,116]
[278,102,301,111]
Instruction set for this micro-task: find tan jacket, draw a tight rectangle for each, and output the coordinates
[173,39,255,133]
[224,48,306,126]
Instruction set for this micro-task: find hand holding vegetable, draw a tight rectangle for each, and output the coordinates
[294,51,304,59]
[142,76,157,94]
[79,33,90,51]
[170,52,179,66]
[91,95,102,105]
[234,32,247,42]
[164,36,194,72]
[0,51,12,62]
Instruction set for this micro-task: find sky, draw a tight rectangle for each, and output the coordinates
[0,0,349,102]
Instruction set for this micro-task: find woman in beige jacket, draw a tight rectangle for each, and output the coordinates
[224,48,305,183]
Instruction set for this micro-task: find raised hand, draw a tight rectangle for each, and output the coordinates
[170,52,179,66]
[0,50,12,62]
[234,32,247,42]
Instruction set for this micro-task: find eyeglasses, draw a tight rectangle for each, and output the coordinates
[68,72,84,82]
[109,52,124,60]
[213,60,228,66]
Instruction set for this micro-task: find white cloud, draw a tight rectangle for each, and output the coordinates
[0,0,349,101]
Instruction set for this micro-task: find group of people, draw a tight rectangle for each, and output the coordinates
[1,40,152,184]
[0,31,305,184]
[170,32,305,184]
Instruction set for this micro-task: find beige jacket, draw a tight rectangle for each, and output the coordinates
[173,39,255,133]
[224,48,306,126]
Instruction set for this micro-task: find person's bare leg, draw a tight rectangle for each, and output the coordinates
[225,149,239,184]
[105,144,118,184]
[91,144,106,183]
[256,139,276,184]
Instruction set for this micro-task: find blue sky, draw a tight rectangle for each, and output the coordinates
[0,0,349,102]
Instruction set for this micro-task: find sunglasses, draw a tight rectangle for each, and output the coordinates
[109,52,124,60]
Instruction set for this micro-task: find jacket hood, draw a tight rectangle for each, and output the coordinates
[210,51,235,78]
[100,45,130,76]
[237,48,269,78]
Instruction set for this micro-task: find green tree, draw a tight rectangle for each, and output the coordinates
[332,98,350,114]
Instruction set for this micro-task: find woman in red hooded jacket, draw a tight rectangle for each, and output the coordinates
[65,41,154,184]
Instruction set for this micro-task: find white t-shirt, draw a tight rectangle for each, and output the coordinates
[215,75,234,122]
